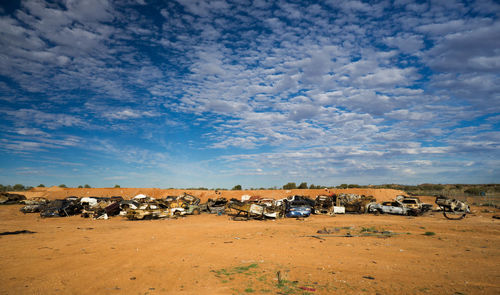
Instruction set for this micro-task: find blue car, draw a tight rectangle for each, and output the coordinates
[286,204,312,217]
[284,196,314,218]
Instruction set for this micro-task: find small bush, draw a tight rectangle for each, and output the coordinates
[423,231,436,236]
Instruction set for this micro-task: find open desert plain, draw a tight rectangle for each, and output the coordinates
[0,188,499,295]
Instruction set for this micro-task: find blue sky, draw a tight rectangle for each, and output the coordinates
[0,0,499,189]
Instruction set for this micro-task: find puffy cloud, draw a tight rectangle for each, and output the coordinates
[1,0,498,186]
[1,108,86,129]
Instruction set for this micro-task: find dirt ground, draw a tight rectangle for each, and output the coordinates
[1,189,499,294]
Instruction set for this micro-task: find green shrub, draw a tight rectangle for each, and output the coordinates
[283,182,297,189]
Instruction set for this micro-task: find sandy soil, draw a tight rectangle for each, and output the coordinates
[1,189,499,295]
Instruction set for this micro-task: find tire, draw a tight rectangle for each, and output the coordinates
[192,209,200,215]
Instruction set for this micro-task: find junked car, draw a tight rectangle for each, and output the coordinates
[435,195,470,220]
[338,194,377,214]
[40,198,83,218]
[204,197,228,214]
[80,196,123,219]
[0,193,26,205]
[314,195,345,215]
[368,201,418,216]
[396,195,433,213]
[126,205,171,220]
[228,198,279,220]
[284,196,314,218]
[168,193,201,216]
[20,197,49,213]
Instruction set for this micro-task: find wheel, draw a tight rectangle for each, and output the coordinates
[192,209,200,215]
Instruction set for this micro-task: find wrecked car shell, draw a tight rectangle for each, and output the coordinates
[284,196,313,218]
[0,193,26,205]
[228,199,279,219]
[435,195,470,220]
[314,195,345,215]
[368,201,418,216]
[40,199,83,218]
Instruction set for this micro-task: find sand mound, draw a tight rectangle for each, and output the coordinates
[46,186,66,192]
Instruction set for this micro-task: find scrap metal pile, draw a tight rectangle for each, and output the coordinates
[4,191,470,220]
[435,195,470,220]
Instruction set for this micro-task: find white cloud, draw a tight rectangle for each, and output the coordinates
[1,109,86,129]
[107,109,156,120]
[1,0,499,186]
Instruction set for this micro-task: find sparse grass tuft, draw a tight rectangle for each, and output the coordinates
[360,226,377,233]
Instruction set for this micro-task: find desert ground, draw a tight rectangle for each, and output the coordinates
[1,188,499,294]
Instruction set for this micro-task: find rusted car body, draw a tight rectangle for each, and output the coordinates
[40,198,83,218]
[314,195,345,214]
[396,195,433,212]
[126,205,171,220]
[20,197,49,213]
[0,193,26,205]
[435,195,470,220]
[204,197,228,214]
[228,199,280,219]
[168,193,201,215]
[337,194,377,214]
[368,201,417,215]
[80,196,123,219]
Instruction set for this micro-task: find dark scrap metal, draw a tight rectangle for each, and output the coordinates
[0,230,36,236]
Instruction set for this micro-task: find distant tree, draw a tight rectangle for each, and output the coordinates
[232,185,242,190]
[283,182,297,190]
[59,184,67,188]
[337,184,348,189]
[2,185,13,192]
[84,184,91,188]
[13,184,25,191]
[298,182,308,189]
[37,184,45,187]
[78,185,83,188]
[114,184,120,188]
[309,184,325,189]
[347,184,360,188]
